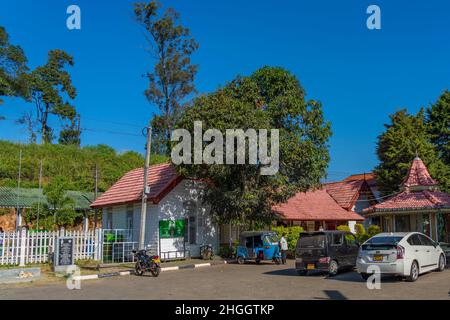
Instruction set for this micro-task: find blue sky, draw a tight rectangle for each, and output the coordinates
[1,0,449,181]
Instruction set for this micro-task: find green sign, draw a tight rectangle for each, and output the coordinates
[159,220,185,238]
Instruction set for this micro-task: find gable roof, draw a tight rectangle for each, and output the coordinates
[324,179,365,210]
[0,187,98,210]
[272,188,364,221]
[363,190,450,214]
[402,157,438,188]
[90,163,182,208]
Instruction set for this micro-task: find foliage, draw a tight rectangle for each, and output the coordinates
[175,66,331,225]
[20,49,79,144]
[217,245,234,259]
[354,223,366,242]
[426,90,449,165]
[134,1,199,155]
[367,224,381,238]
[337,225,350,232]
[374,109,450,195]
[0,140,169,192]
[272,226,304,254]
[0,26,29,115]
[26,176,80,229]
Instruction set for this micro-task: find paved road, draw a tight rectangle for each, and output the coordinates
[1,261,449,300]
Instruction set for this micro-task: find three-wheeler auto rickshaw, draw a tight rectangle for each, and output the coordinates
[236,231,281,264]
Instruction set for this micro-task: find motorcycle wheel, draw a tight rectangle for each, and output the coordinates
[135,262,145,276]
[151,265,161,277]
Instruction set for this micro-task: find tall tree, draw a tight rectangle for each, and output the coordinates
[175,66,331,226]
[426,90,449,165]
[134,1,199,155]
[0,26,28,119]
[25,49,78,144]
[374,109,450,195]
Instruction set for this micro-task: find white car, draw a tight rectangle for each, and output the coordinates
[356,232,446,282]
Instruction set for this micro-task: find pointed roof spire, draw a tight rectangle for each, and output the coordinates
[402,156,438,188]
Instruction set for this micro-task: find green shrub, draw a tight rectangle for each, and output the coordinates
[336,225,350,232]
[367,225,381,238]
[272,226,304,256]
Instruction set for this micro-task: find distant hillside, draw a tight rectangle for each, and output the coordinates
[0,140,169,192]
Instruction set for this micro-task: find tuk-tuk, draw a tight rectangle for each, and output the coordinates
[236,231,281,264]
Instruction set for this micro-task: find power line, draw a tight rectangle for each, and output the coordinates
[81,127,143,137]
[81,116,144,128]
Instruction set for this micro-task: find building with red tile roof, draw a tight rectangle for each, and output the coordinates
[364,157,450,241]
[272,188,364,231]
[90,163,219,259]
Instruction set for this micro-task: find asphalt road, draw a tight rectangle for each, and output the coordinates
[1,261,449,300]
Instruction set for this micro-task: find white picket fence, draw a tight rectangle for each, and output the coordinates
[0,229,102,266]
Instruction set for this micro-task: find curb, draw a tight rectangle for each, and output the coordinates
[73,260,228,281]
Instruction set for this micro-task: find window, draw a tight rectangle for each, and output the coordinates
[126,205,134,230]
[106,208,113,229]
[345,234,358,247]
[407,234,421,246]
[418,234,434,246]
[183,201,197,245]
[332,233,343,245]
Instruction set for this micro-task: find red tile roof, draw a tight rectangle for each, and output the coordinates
[402,157,438,187]
[363,190,450,213]
[324,180,365,210]
[344,173,375,182]
[273,189,364,221]
[91,163,182,208]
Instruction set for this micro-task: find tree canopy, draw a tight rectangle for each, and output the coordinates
[426,90,449,165]
[0,26,29,117]
[374,108,450,195]
[174,66,331,226]
[134,1,199,155]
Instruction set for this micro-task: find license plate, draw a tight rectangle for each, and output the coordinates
[373,255,383,262]
[307,264,315,270]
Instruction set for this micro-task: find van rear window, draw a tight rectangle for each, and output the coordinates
[298,234,326,249]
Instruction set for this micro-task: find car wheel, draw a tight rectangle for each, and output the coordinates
[237,256,245,265]
[328,260,339,277]
[360,273,370,281]
[297,270,307,276]
[406,260,419,282]
[437,254,445,272]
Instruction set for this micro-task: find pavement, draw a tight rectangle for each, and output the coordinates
[0,260,449,300]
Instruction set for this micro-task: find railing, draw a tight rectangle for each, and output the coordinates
[101,229,137,264]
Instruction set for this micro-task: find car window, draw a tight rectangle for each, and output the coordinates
[332,233,343,246]
[345,234,358,246]
[253,236,263,247]
[418,234,434,246]
[245,237,253,248]
[297,234,326,249]
[407,234,421,246]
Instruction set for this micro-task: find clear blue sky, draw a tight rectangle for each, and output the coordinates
[1,0,449,181]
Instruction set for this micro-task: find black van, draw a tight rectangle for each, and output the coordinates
[295,231,359,277]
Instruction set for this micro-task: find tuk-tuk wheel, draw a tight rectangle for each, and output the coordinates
[274,258,281,265]
[237,256,245,264]
[255,258,261,264]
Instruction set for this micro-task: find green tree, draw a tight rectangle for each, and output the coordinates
[374,109,450,195]
[175,66,331,226]
[0,26,28,118]
[134,1,199,155]
[23,50,78,144]
[426,90,449,165]
[27,176,81,230]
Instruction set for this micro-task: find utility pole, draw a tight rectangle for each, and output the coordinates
[36,159,43,230]
[94,163,99,229]
[139,123,152,250]
[16,148,22,231]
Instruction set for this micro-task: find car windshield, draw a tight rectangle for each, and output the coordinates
[298,234,326,249]
[362,236,404,250]
[265,235,279,244]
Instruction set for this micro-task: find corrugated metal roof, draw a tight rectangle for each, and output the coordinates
[0,187,99,210]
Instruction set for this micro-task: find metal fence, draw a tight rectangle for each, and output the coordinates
[101,229,137,264]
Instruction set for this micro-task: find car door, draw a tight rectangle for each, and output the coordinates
[406,234,425,265]
[344,233,359,267]
[418,234,439,270]
[331,233,346,266]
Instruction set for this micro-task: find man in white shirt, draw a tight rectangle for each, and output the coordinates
[279,233,288,264]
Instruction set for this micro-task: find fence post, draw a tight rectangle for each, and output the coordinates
[19,227,27,267]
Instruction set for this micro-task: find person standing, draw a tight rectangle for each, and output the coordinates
[280,233,288,264]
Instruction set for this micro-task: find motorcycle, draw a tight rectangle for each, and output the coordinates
[132,249,161,277]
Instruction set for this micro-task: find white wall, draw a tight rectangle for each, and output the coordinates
[100,179,218,258]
